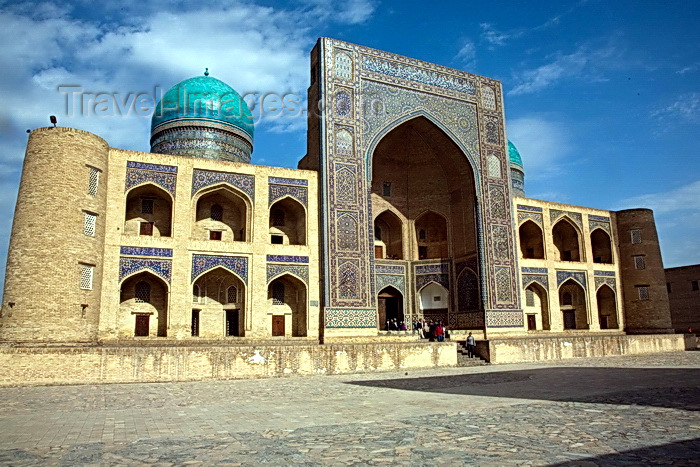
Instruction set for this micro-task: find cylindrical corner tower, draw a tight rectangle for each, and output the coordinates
[1,127,109,342]
[615,208,673,334]
[508,140,525,197]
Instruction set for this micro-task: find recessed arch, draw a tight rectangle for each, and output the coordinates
[519,220,544,259]
[524,282,550,330]
[374,209,404,259]
[415,210,449,260]
[596,284,618,329]
[192,268,246,337]
[559,278,588,330]
[269,196,307,245]
[591,228,613,264]
[124,183,173,237]
[552,217,583,262]
[191,264,246,287]
[377,285,404,330]
[267,273,307,337]
[192,183,251,242]
[418,281,450,325]
[120,271,169,337]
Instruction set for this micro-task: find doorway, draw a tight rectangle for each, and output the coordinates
[226,309,239,336]
[377,287,404,330]
[135,315,149,336]
[563,310,576,330]
[272,315,285,336]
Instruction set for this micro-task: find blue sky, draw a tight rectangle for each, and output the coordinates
[1,0,699,286]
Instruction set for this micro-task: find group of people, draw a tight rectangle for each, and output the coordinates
[413,319,448,342]
[385,319,408,331]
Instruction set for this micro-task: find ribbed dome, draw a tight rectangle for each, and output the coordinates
[508,140,523,169]
[150,74,254,163]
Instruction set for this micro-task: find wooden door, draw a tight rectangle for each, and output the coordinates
[272,315,285,336]
[135,315,149,336]
[527,314,536,331]
[378,298,387,330]
[563,310,576,329]
[374,245,383,258]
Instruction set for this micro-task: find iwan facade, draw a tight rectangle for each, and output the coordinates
[0,38,675,346]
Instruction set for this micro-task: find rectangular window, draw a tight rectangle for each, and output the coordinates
[271,234,283,244]
[140,222,154,236]
[191,310,200,337]
[87,167,99,196]
[84,212,97,236]
[525,289,535,307]
[141,198,154,214]
[693,280,699,291]
[382,181,391,197]
[80,265,93,290]
[630,229,642,244]
[637,286,649,300]
[209,230,222,241]
[633,255,646,270]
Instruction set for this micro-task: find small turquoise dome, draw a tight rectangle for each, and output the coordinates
[508,140,523,169]
[150,74,254,163]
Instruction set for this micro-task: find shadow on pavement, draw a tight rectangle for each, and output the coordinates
[548,437,700,466]
[347,367,700,410]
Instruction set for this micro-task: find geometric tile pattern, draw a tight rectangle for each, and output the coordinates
[361,56,476,94]
[268,177,308,186]
[486,310,524,327]
[120,246,173,257]
[457,268,479,311]
[416,273,449,291]
[125,161,178,197]
[517,205,543,213]
[556,270,586,289]
[495,267,513,303]
[522,273,549,290]
[522,267,548,274]
[376,263,405,274]
[375,274,405,294]
[593,270,616,277]
[269,184,308,207]
[589,218,611,235]
[266,255,309,263]
[191,169,255,200]
[267,264,309,285]
[191,254,248,284]
[550,209,583,230]
[325,308,377,328]
[415,263,450,274]
[119,258,172,285]
[594,276,616,291]
[518,211,543,226]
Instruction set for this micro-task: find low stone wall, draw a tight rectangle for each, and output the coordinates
[0,342,457,387]
[484,333,688,364]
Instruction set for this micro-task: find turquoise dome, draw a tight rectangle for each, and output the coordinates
[508,140,523,169]
[151,75,253,140]
[150,74,254,163]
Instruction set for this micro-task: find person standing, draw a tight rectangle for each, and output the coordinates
[466,332,476,357]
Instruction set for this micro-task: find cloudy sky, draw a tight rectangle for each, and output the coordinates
[1,0,699,285]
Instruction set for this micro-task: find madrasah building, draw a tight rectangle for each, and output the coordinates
[0,38,688,382]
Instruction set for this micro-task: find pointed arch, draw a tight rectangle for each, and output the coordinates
[192,183,251,242]
[552,217,583,262]
[124,183,173,237]
[559,278,588,330]
[524,282,550,330]
[596,284,618,329]
[267,273,307,337]
[519,220,545,259]
[377,285,404,330]
[415,210,449,260]
[591,228,613,264]
[374,209,404,259]
[457,268,480,311]
[119,270,169,337]
[192,267,247,338]
[269,196,307,245]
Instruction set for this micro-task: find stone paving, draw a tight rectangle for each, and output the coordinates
[0,351,698,466]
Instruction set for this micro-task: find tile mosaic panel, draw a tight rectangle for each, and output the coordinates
[495,267,513,303]
[338,259,360,299]
[415,273,449,291]
[267,264,309,285]
[589,219,611,234]
[489,184,506,219]
[266,255,309,263]
[486,310,524,328]
[595,276,617,290]
[556,270,587,289]
[334,89,353,118]
[594,270,616,277]
[126,161,178,173]
[492,225,510,260]
[268,177,308,186]
[550,209,583,230]
[191,169,254,200]
[335,167,357,204]
[481,85,496,110]
[522,267,548,274]
[325,308,377,328]
[119,258,172,284]
[334,50,353,79]
[522,274,549,290]
[269,184,308,207]
[120,246,173,257]
[457,269,480,311]
[191,254,248,284]
[336,212,359,251]
[361,56,476,94]
[336,128,354,156]
[125,165,177,197]
[415,263,450,274]
[517,205,543,213]
[375,274,405,294]
[589,214,610,222]
[518,211,543,226]
[376,263,406,274]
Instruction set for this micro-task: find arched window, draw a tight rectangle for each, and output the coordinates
[272,209,285,227]
[562,292,572,306]
[272,281,285,305]
[210,204,223,222]
[227,286,238,304]
[192,284,200,303]
[135,281,151,303]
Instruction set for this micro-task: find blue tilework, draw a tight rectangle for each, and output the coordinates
[415,263,450,275]
[589,214,611,222]
[375,263,405,274]
[557,270,587,289]
[594,270,616,277]
[269,184,308,207]
[362,57,476,94]
[325,308,377,328]
[268,177,308,186]
[486,310,524,327]
[522,267,548,274]
[517,205,542,213]
[416,273,449,291]
[126,161,178,173]
[266,255,309,263]
[119,258,172,284]
[120,246,173,257]
[191,169,255,200]
[267,264,309,285]
[522,274,549,290]
[192,254,248,284]
[125,166,177,197]
[375,274,405,294]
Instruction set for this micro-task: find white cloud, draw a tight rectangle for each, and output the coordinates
[508,44,618,96]
[506,116,572,180]
[616,180,700,214]
[298,0,377,25]
[651,93,700,123]
[479,23,518,47]
[455,40,476,67]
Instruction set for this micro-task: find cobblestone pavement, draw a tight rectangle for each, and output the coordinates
[0,352,698,466]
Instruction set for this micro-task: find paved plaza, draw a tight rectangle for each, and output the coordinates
[0,351,698,466]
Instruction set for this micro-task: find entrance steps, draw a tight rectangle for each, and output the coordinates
[456,341,488,366]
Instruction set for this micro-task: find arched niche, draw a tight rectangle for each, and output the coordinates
[192,267,246,337]
[519,220,544,259]
[559,279,588,330]
[124,184,173,237]
[524,282,550,330]
[552,219,582,262]
[193,184,250,242]
[120,271,169,337]
[591,228,613,264]
[370,116,479,262]
[374,210,404,259]
[596,284,618,329]
[419,281,449,325]
[269,197,307,246]
[267,274,307,337]
[377,286,404,330]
